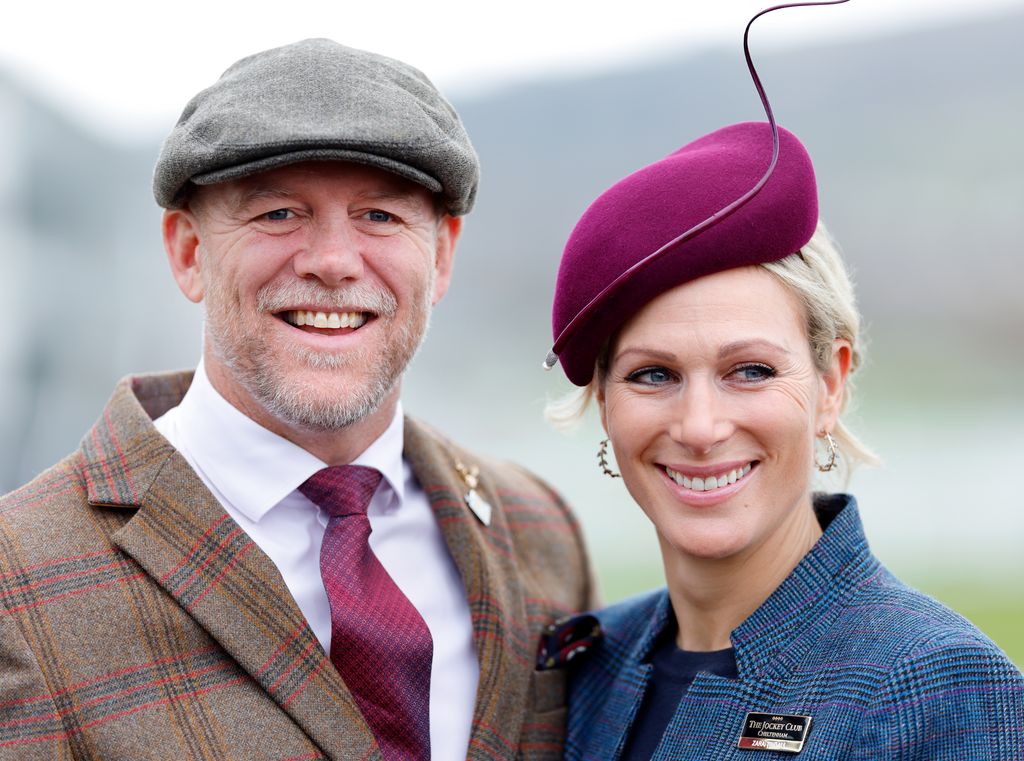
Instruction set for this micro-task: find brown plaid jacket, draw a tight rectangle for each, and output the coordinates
[0,372,597,760]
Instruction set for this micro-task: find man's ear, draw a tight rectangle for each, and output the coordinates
[163,208,205,303]
[430,214,462,306]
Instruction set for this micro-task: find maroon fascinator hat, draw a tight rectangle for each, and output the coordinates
[549,121,818,386]
[544,0,847,386]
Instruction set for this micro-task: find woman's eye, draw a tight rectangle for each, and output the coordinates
[625,367,674,385]
[731,363,776,382]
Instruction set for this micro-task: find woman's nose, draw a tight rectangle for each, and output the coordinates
[667,380,732,455]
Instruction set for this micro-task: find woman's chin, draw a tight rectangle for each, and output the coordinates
[659,525,749,564]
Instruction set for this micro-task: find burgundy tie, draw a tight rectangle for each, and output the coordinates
[300,466,433,760]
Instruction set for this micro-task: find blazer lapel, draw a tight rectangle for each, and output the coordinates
[404,418,533,759]
[85,376,382,761]
[581,593,670,760]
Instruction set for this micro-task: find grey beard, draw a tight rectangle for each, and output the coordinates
[205,279,430,432]
[243,339,406,431]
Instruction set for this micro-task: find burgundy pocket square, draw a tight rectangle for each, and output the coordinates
[536,614,602,671]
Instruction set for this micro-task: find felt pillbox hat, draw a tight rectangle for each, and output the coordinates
[549,121,818,386]
[153,38,479,215]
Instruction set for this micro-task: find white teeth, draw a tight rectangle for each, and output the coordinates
[285,310,368,329]
[666,463,753,493]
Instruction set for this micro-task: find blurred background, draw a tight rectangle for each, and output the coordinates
[2,1,1021,664]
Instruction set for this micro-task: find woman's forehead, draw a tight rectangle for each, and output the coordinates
[613,267,808,352]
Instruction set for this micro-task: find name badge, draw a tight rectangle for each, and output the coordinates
[737,712,812,754]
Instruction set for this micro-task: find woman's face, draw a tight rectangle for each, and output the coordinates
[599,266,849,565]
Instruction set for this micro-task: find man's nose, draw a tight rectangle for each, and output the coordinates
[666,379,733,456]
[292,214,364,286]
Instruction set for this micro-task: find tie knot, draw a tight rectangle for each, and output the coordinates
[299,465,383,518]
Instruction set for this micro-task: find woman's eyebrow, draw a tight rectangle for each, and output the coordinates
[612,347,678,365]
[717,339,791,359]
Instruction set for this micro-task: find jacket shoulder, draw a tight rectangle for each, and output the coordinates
[829,568,1014,664]
[0,450,89,534]
[818,570,1024,759]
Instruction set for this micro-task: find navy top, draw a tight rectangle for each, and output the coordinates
[621,634,737,760]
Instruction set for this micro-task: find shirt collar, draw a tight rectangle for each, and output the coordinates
[175,361,406,523]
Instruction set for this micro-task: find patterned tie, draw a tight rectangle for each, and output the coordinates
[300,466,433,760]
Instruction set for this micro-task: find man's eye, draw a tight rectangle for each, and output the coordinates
[625,367,674,385]
[263,209,293,221]
[731,363,776,382]
[365,209,394,223]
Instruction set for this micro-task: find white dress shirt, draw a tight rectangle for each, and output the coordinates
[153,362,478,760]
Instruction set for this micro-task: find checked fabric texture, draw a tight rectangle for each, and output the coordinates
[300,465,433,761]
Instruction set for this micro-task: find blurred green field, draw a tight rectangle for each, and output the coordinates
[597,563,1023,668]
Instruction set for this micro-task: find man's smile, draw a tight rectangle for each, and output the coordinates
[279,309,370,330]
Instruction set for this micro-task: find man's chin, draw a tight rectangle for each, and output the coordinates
[249,370,397,433]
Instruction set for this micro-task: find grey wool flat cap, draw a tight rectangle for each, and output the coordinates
[153,38,479,215]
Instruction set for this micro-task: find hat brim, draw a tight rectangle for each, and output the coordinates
[189,148,444,197]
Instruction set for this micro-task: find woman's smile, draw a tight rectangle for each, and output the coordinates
[661,461,757,506]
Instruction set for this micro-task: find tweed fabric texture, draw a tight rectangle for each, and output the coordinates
[566,495,1024,760]
[0,371,597,759]
[153,38,480,215]
[300,466,432,760]
[552,122,817,385]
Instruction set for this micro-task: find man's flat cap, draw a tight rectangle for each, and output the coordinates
[550,122,818,386]
[153,38,479,215]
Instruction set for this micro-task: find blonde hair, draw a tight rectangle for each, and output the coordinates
[546,220,879,474]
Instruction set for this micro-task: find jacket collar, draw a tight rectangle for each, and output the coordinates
[730,494,880,680]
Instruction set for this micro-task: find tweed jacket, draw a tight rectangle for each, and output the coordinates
[0,371,596,760]
[566,495,1024,760]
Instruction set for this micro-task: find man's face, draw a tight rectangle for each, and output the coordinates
[167,161,457,434]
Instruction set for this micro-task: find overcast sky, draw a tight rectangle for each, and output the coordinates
[3,0,1022,141]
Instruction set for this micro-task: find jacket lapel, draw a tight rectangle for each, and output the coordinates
[404,418,533,759]
[582,592,670,760]
[85,375,381,761]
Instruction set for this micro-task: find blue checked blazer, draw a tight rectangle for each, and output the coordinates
[566,495,1024,760]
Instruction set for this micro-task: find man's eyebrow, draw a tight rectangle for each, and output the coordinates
[229,187,295,215]
[357,189,432,210]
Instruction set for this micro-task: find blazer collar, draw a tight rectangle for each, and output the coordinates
[85,372,380,761]
[730,494,880,680]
